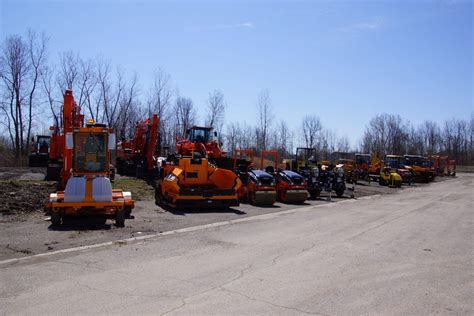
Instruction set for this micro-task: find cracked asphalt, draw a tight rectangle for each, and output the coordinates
[0,174,472,314]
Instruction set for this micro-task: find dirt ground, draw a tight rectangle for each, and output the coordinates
[0,167,456,261]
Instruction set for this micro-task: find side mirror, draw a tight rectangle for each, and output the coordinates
[108,133,116,150]
[65,132,73,149]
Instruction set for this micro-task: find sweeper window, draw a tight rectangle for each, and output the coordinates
[73,132,107,173]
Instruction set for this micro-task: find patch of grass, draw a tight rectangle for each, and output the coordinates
[112,178,155,201]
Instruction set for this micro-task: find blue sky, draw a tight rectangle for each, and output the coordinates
[1,0,472,146]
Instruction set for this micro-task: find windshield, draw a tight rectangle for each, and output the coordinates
[37,136,50,152]
[385,156,401,168]
[74,132,107,173]
[355,155,370,165]
[189,128,211,143]
[404,156,428,167]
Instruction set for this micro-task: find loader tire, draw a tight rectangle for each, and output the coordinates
[335,189,344,198]
[51,212,61,226]
[115,209,125,227]
[248,191,256,205]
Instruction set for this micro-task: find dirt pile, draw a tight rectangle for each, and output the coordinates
[0,181,56,215]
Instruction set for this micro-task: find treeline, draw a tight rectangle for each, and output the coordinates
[0,30,472,166]
[360,114,473,165]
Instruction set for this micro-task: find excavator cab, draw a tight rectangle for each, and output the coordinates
[187,127,214,143]
[28,135,51,167]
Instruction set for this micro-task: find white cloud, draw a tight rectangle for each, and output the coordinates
[188,22,255,32]
[341,17,384,32]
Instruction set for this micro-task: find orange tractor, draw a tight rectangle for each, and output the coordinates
[262,150,308,204]
[233,149,277,205]
[403,155,435,183]
[28,135,51,167]
[116,114,160,178]
[446,159,456,176]
[429,155,448,177]
[45,90,134,226]
[176,126,237,169]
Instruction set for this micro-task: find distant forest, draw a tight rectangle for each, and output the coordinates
[1,30,472,166]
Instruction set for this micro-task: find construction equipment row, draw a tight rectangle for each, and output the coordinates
[34,90,456,226]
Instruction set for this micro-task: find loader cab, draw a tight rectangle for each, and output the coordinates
[187,126,215,143]
[73,131,108,174]
[35,135,51,153]
[385,155,403,169]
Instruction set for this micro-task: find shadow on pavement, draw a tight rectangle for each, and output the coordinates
[47,217,114,231]
[167,207,247,216]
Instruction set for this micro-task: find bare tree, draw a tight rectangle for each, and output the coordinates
[96,59,125,128]
[257,89,273,150]
[147,68,172,150]
[57,50,79,91]
[301,115,322,149]
[115,73,139,140]
[336,135,351,152]
[25,30,48,153]
[173,95,196,138]
[0,31,48,161]
[205,89,226,133]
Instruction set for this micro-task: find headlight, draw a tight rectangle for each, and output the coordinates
[257,181,262,186]
[166,174,177,181]
[271,180,276,186]
[312,167,319,177]
[338,168,344,177]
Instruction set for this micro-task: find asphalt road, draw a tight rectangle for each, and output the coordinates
[0,178,396,260]
[1,174,472,314]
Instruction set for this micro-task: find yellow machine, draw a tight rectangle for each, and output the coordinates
[155,154,242,209]
[337,158,358,183]
[378,165,402,188]
[367,152,404,188]
[403,155,435,183]
[46,123,134,226]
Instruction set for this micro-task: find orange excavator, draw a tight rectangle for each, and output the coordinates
[116,114,160,178]
[176,126,236,169]
[45,90,134,226]
[46,91,85,184]
[233,149,277,205]
[262,150,308,204]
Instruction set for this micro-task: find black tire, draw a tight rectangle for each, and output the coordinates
[155,184,163,206]
[115,209,125,227]
[335,189,344,197]
[125,206,132,218]
[379,177,386,186]
[51,212,61,226]
[248,191,256,205]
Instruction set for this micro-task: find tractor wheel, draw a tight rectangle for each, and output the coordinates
[335,189,344,198]
[115,209,125,227]
[248,191,256,205]
[378,177,386,186]
[125,206,133,218]
[51,212,61,226]
[155,185,164,206]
